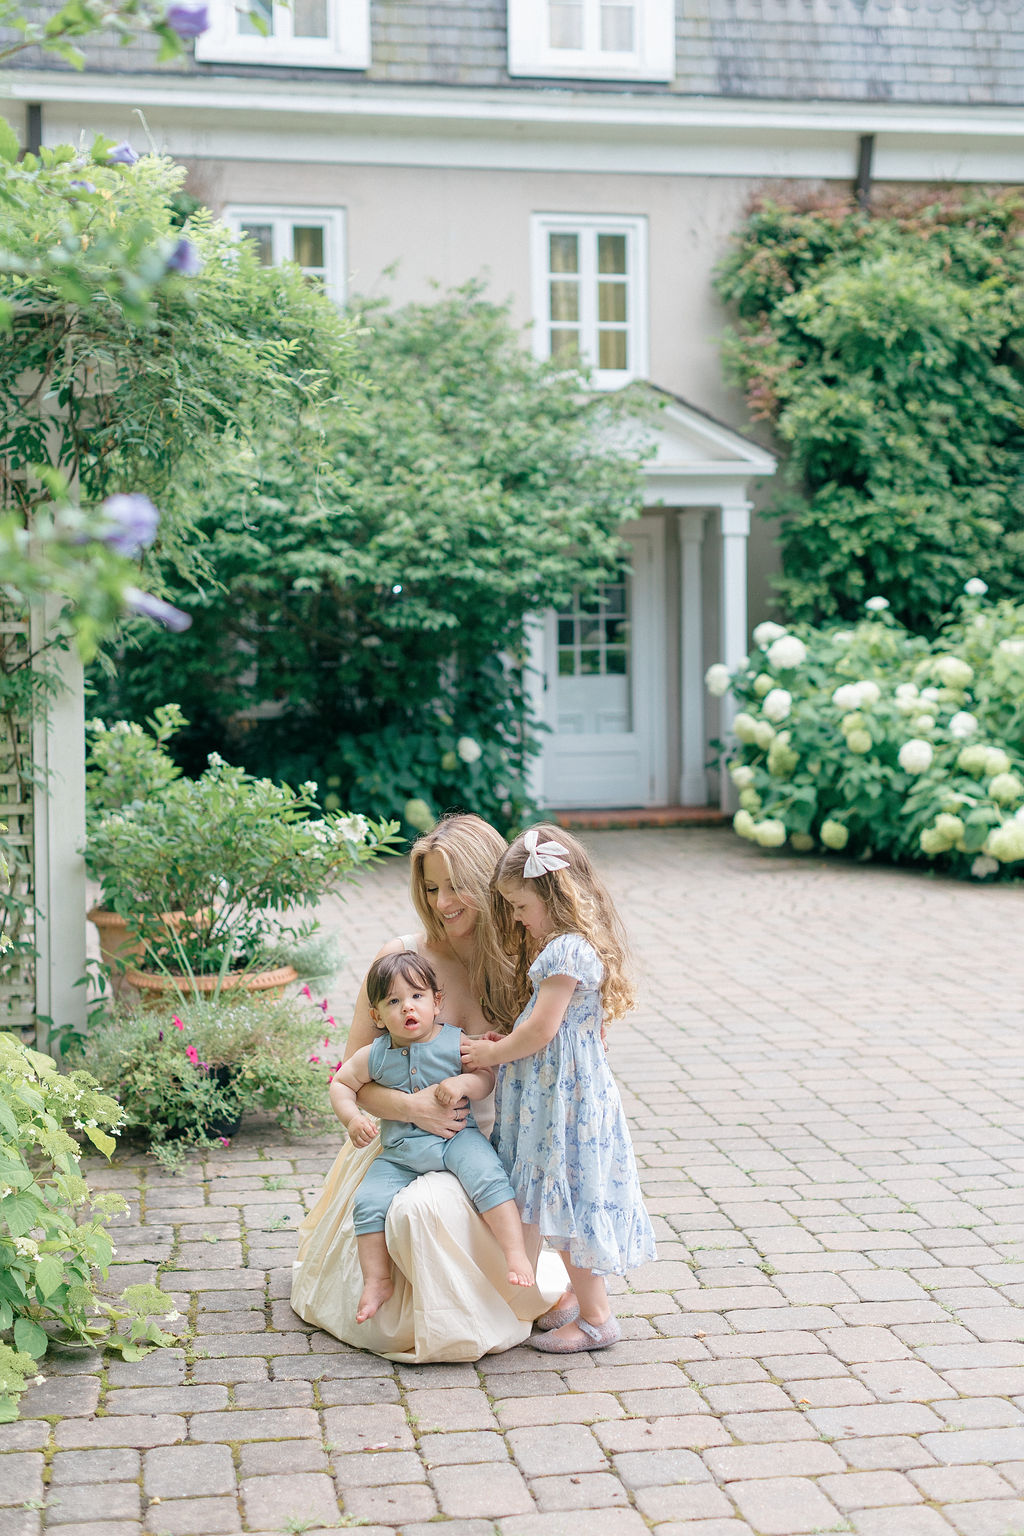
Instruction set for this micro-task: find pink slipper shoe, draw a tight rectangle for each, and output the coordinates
[535,1299,579,1332]
[528,1316,621,1354]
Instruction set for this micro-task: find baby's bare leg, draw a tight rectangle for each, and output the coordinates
[481,1199,535,1288]
[355,1232,394,1322]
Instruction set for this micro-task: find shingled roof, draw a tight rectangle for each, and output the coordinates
[3,0,1023,107]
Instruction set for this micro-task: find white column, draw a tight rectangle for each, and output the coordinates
[30,598,87,1056]
[719,498,752,812]
[678,511,707,805]
[522,614,547,809]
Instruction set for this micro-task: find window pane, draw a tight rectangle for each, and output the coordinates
[551,329,580,363]
[580,649,600,674]
[558,618,575,646]
[292,225,325,269]
[598,281,627,323]
[601,1,634,51]
[558,651,576,676]
[240,222,274,265]
[598,329,628,371]
[598,233,627,274]
[549,279,579,323]
[238,0,273,36]
[605,648,628,674]
[605,617,627,645]
[549,0,583,48]
[293,0,328,35]
[549,233,579,274]
[605,585,625,614]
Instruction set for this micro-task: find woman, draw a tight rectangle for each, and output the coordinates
[291,813,564,1361]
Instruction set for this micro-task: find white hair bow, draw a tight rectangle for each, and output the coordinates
[522,828,571,879]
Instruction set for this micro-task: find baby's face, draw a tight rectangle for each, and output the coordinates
[372,977,442,1046]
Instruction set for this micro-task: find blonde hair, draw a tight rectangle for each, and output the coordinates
[409,813,519,1030]
[490,823,635,1023]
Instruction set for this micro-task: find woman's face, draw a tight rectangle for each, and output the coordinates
[421,852,478,943]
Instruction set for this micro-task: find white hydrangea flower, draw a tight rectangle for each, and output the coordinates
[911,714,935,734]
[754,818,787,848]
[752,719,776,750]
[733,712,758,745]
[846,729,872,754]
[984,747,1012,776]
[964,578,989,597]
[958,743,988,776]
[865,596,890,612]
[832,683,863,711]
[767,634,807,670]
[14,1237,39,1259]
[790,832,815,851]
[971,854,999,879]
[920,687,941,704]
[753,621,787,646]
[999,638,1024,656]
[990,772,1024,806]
[949,712,979,739]
[733,809,757,840]
[337,814,369,843]
[704,663,731,697]
[456,737,482,764]
[934,655,973,689]
[753,673,775,697]
[730,764,755,790]
[898,739,933,775]
[820,819,849,851]
[762,688,792,723]
[894,682,919,706]
[832,631,854,644]
[984,821,1024,863]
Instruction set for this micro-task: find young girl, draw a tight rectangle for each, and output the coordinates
[460,825,656,1353]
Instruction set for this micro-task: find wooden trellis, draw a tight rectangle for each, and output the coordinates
[0,612,38,1043]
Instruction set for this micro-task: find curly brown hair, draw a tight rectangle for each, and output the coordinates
[408,813,519,1030]
[490,824,635,1023]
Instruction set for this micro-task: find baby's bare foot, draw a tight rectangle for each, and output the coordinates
[506,1250,535,1288]
[356,1277,394,1323]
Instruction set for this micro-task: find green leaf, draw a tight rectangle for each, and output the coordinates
[14,1317,48,1359]
[83,1124,116,1158]
[0,1189,47,1238]
[34,1256,64,1299]
[0,118,20,164]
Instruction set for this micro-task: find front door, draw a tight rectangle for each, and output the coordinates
[540,522,666,809]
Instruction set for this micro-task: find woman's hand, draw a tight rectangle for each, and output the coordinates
[404,1083,467,1139]
[460,1035,497,1072]
[347,1113,379,1149]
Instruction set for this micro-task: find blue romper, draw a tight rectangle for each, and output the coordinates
[492,933,657,1276]
[352,1022,516,1236]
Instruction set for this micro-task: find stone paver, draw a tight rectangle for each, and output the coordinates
[7,829,1023,1533]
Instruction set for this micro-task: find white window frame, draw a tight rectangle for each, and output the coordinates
[508,0,674,81]
[223,205,347,305]
[530,213,648,389]
[195,0,369,68]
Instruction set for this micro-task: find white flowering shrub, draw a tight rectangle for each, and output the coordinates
[710,586,1024,879]
[0,1034,176,1420]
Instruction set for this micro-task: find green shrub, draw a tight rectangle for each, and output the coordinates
[716,190,1024,631]
[709,583,1024,876]
[0,1032,176,1420]
[73,992,339,1153]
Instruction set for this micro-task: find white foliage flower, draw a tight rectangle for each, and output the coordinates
[754,818,787,848]
[971,854,999,879]
[985,821,1024,863]
[933,655,973,689]
[337,814,369,843]
[999,638,1024,656]
[456,737,482,764]
[894,682,919,707]
[964,578,989,597]
[762,688,792,723]
[911,714,935,734]
[865,596,890,612]
[767,634,807,670]
[704,663,731,697]
[730,764,755,790]
[949,711,979,739]
[753,621,787,646]
[898,739,933,775]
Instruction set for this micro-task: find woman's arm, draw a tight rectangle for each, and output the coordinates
[334,934,465,1137]
[460,976,577,1070]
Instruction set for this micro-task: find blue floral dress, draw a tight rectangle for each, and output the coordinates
[492,932,657,1277]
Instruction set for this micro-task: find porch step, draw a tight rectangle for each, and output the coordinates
[552,806,728,831]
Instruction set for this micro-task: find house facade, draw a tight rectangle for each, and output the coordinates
[4,0,1023,809]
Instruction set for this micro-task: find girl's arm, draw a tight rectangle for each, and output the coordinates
[460,976,577,1070]
[332,935,465,1137]
[330,1047,379,1148]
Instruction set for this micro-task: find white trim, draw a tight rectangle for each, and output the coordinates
[530,213,647,388]
[195,0,369,69]
[222,204,346,304]
[678,510,707,806]
[508,0,674,83]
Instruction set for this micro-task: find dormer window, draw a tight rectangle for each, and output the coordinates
[195,0,370,68]
[508,0,674,81]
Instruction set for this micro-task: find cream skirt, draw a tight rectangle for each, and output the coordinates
[291,1138,566,1363]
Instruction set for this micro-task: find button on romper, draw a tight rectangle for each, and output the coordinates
[352,1022,516,1235]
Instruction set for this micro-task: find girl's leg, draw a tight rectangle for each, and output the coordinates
[531,1255,619,1351]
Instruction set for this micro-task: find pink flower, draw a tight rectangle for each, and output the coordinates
[172,1016,184,1030]
[323,1037,331,1047]
[185,1044,199,1065]
[309,1054,320,1064]
[320,998,329,1012]
[300,985,312,999]
[219,1137,230,1147]
[325,1016,335,1028]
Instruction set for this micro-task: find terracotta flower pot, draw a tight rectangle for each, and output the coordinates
[122,964,298,1003]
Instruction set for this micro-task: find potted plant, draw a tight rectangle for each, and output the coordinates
[84,705,188,977]
[69,990,343,1158]
[86,752,401,1000]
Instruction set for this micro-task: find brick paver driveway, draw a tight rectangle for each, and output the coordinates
[5,827,1024,1536]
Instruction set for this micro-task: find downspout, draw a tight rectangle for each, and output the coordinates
[855,133,875,211]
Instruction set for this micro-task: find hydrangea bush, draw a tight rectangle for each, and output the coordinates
[708,584,1024,878]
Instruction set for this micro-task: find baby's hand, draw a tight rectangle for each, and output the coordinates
[460,1035,495,1072]
[347,1114,379,1148]
[433,1076,463,1108]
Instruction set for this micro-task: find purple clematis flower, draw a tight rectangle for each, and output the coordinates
[124,586,192,633]
[166,237,203,277]
[165,0,210,36]
[69,179,96,194]
[107,141,139,166]
[99,493,161,558]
